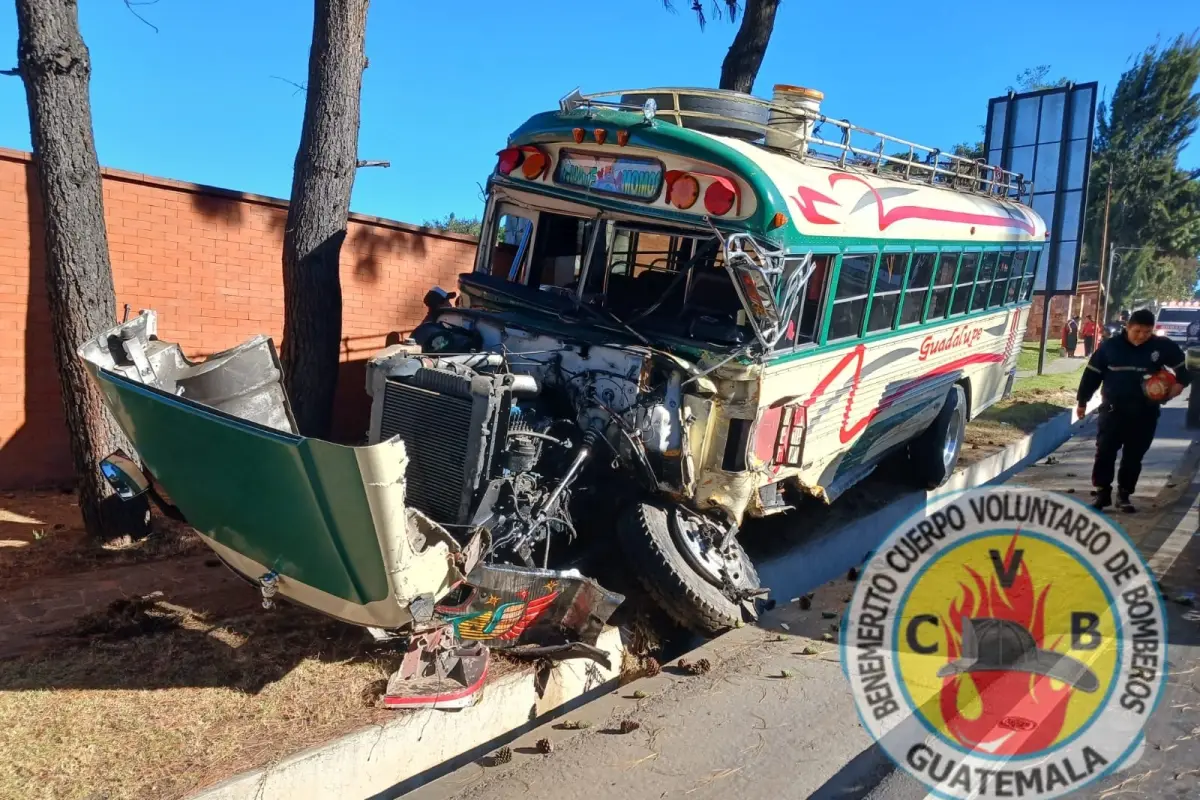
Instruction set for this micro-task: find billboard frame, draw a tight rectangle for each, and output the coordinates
[984,82,1097,374]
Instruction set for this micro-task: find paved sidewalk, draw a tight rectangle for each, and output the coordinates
[415,398,1200,800]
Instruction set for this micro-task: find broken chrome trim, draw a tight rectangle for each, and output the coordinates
[78,310,298,435]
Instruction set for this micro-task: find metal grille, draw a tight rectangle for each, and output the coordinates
[379,380,474,524]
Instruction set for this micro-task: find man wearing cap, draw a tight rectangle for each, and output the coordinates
[1076,308,1190,512]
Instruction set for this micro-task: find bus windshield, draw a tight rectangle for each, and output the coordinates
[480,207,755,346]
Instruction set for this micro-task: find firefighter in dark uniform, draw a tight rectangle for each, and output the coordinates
[1076,308,1190,512]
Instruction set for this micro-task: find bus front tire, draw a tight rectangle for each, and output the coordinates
[617,500,760,636]
[909,384,967,489]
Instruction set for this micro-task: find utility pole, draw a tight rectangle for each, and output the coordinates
[1096,169,1112,322]
[1103,243,1116,325]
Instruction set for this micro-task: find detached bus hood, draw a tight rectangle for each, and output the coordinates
[77,311,469,630]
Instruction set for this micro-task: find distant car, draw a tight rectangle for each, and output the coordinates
[1153,306,1200,344]
[1188,319,1200,347]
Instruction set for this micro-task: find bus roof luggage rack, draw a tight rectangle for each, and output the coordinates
[559,86,1031,202]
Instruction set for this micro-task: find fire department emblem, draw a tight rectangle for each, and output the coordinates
[841,487,1166,799]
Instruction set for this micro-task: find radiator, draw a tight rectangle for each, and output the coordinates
[378,367,509,525]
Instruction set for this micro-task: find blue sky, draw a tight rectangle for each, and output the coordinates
[1,1,1197,226]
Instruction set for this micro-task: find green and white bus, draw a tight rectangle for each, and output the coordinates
[81,85,1046,639]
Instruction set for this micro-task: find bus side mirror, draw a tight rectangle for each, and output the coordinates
[99,451,149,501]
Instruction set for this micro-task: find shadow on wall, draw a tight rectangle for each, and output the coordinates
[189,184,437,287]
[0,162,74,490]
[188,183,291,235]
[347,221,428,284]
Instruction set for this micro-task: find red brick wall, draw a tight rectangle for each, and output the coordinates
[0,148,477,489]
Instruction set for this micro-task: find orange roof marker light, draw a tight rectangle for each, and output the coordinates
[616,129,630,147]
[572,128,585,144]
[593,129,608,145]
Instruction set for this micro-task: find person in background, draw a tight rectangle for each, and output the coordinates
[1076,308,1189,512]
[1065,316,1080,357]
[1081,315,1098,356]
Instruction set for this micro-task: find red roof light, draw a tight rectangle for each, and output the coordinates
[497,147,522,175]
[704,177,738,216]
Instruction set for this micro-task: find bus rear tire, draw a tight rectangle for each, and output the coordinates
[909,384,966,489]
[617,500,760,636]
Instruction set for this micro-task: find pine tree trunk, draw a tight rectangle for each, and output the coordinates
[719,0,781,95]
[14,0,149,541]
[281,0,370,438]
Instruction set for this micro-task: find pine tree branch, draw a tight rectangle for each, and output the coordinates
[0,67,19,77]
[270,75,308,96]
[356,159,390,168]
[123,0,160,34]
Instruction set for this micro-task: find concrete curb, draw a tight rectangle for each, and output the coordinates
[189,627,626,800]
[395,399,1105,800]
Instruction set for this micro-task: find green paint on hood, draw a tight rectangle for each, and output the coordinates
[95,370,390,606]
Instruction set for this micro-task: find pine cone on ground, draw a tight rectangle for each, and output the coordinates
[536,738,553,754]
[491,746,513,765]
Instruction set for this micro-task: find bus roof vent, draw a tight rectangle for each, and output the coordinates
[560,86,1032,203]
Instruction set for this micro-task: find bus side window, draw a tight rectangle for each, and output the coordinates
[970,252,998,312]
[773,254,831,351]
[867,252,909,333]
[926,251,959,321]
[798,256,830,341]
[900,253,937,326]
[1005,251,1028,303]
[951,252,980,315]
[1019,250,1038,300]
[989,252,1013,307]
[828,253,875,341]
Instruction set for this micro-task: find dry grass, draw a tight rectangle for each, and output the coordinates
[960,367,1084,465]
[0,489,544,799]
[0,598,414,800]
[0,490,205,592]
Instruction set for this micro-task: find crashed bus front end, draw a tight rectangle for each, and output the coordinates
[79,312,627,704]
[78,87,844,666]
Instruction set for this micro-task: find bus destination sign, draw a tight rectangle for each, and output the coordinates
[553,150,663,201]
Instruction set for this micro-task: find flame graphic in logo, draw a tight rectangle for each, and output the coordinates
[937,533,1073,755]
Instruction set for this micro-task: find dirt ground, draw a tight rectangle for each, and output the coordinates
[0,489,205,593]
[0,492,540,800]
